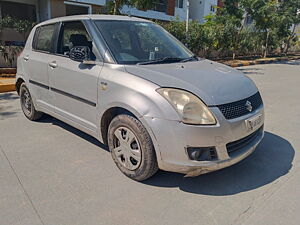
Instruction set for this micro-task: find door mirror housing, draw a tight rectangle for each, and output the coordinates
[70,46,92,63]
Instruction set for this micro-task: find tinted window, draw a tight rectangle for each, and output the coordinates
[57,21,93,56]
[176,0,183,8]
[34,24,55,52]
[0,1,36,21]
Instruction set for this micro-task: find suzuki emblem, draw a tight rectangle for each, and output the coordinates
[245,101,253,112]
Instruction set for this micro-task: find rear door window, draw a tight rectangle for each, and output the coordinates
[33,24,55,52]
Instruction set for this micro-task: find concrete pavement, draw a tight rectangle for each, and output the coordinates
[0,60,299,225]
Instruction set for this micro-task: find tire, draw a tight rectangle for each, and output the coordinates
[108,114,158,181]
[20,83,43,121]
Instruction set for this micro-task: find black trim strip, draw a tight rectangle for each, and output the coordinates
[51,87,96,107]
[29,79,96,107]
[29,80,49,89]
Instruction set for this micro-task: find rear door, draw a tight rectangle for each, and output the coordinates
[48,20,102,131]
[25,24,56,111]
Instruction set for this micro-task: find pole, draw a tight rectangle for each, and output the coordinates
[186,0,190,33]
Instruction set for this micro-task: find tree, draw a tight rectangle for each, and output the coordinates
[218,18,243,58]
[241,0,280,57]
[221,0,244,20]
[207,1,245,59]
[276,0,300,54]
[160,0,300,59]
[241,0,300,57]
[0,16,35,41]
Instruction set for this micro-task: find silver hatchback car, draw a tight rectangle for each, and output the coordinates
[16,15,264,181]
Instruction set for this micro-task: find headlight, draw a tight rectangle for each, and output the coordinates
[157,88,216,125]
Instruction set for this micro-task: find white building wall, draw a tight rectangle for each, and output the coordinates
[120,0,188,21]
[189,0,217,23]
[174,1,188,21]
[121,5,173,21]
[189,0,204,23]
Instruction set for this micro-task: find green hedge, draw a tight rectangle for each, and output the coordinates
[160,18,299,59]
[159,0,300,60]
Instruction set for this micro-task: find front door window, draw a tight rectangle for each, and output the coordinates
[57,21,94,59]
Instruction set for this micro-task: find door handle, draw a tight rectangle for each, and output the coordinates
[23,55,29,61]
[49,61,58,68]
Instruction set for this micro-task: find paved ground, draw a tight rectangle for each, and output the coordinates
[0,60,299,225]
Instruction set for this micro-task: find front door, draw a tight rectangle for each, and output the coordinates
[48,21,102,131]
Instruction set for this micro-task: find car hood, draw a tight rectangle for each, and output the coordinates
[124,59,258,106]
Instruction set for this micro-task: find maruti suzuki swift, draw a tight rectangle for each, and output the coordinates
[16,15,264,181]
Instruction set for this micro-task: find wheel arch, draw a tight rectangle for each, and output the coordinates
[100,106,137,145]
[15,77,25,95]
[99,104,163,166]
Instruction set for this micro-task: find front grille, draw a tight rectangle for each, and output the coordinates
[226,126,263,156]
[217,92,263,120]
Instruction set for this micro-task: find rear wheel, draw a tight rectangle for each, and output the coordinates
[20,83,43,121]
[108,114,158,181]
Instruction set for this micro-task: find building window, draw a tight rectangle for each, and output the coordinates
[245,15,253,24]
[64,1,92,16]
[0,1,36,21]
[210,5,216,12]
[176,0,184,8]
[152,0,167,12]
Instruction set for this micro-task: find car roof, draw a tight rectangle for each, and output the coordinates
[37,14,152,26]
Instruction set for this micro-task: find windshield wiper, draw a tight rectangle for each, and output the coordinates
[137,57,183,65]
[180,55,199,63]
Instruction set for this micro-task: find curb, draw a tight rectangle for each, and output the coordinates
[224,56,300,67]
[0,74,16,78]
[0,78,16,93]
[0,68,16,74]
[0,68,17,78]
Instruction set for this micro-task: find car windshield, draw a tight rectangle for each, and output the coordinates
[94,20,194,65]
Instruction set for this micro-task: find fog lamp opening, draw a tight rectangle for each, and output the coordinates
[187,147,217,161]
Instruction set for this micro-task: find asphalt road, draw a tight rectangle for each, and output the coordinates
[0,60,299,225]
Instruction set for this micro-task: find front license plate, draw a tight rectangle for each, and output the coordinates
[246,114,263,131]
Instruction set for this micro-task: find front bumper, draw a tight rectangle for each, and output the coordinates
[144,105,264,176]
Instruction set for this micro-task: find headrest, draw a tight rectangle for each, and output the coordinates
[69,34,88,46]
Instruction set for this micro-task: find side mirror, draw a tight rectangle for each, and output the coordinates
[69,46,91,63]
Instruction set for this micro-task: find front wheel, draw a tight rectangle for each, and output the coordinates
[20,83,43,121]
[108,114,158,181]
